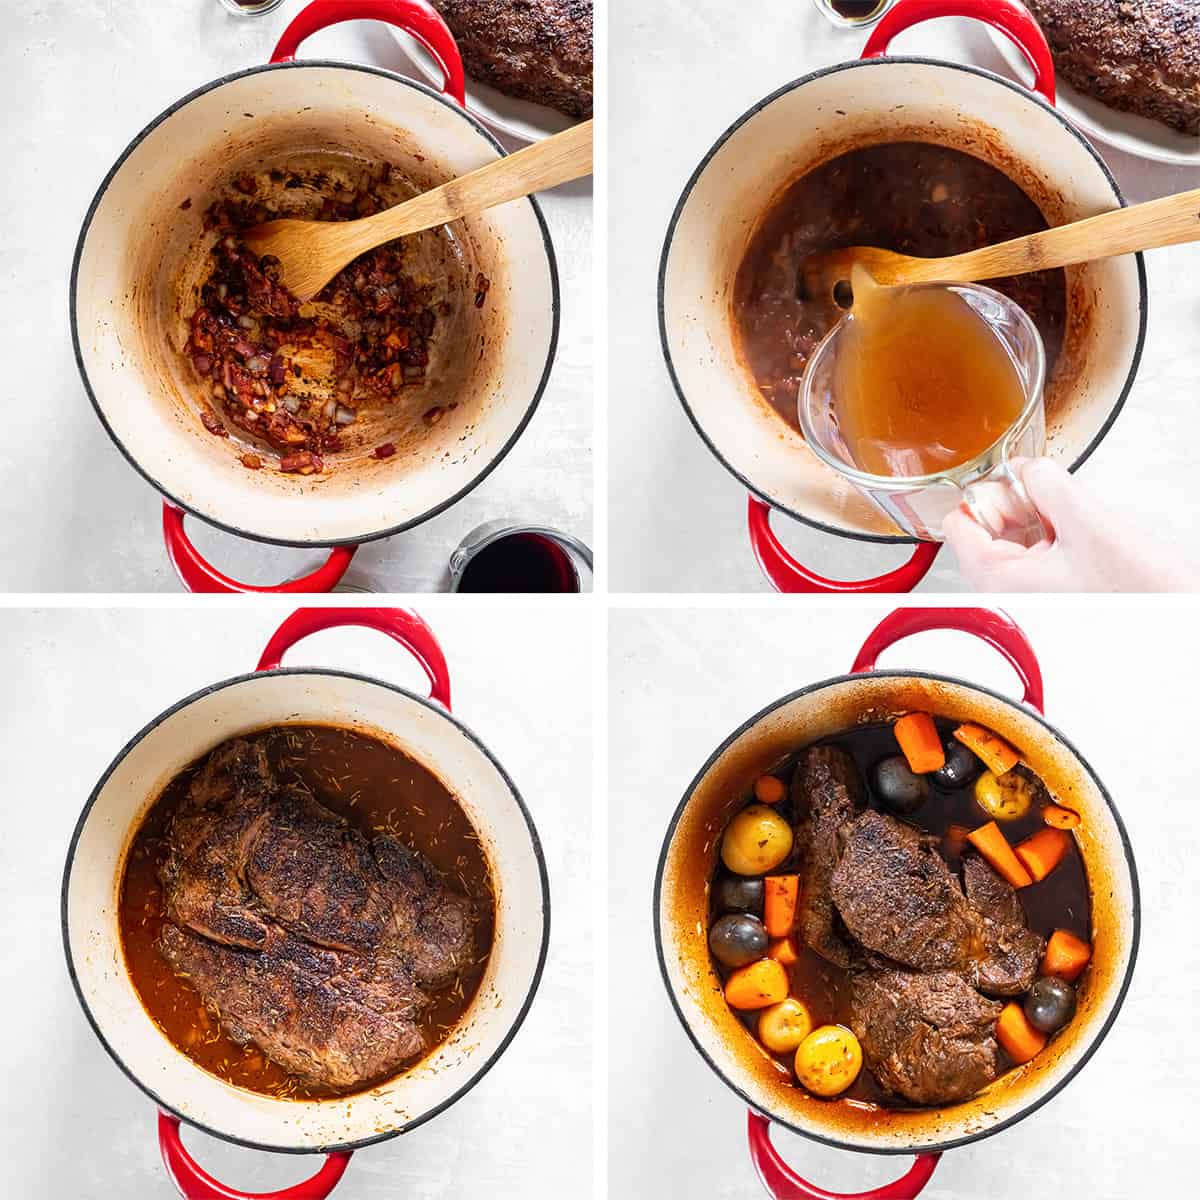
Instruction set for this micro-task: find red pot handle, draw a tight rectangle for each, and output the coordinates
[748,1113,939,1200]
[748,498,940,594]
[862,0,1056,105]
[159,1113,351,1200]
[162,505,357,594]
[256,606,452,708]
[850,606,1044,712]
[271,0,467,106]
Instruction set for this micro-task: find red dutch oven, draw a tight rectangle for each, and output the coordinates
[62,608,550,1199]
[654,608,1139,1197]
[658,0,1147,593]
[71,0,559,593]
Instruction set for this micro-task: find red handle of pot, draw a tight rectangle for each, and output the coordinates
[748,498,940,594]
[271,0,467,106]
[862,0,1056,105]
[256,606,452,708]
[162,505,357,594]
[748,1113,939,1200]
[850,606,1045,712]
[159,1113,351,1200]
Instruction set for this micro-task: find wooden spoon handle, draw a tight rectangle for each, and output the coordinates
[360,118,592,244]
[901,185,1200,285]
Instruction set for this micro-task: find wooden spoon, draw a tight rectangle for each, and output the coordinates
[802,185,1200,302]
[243,118,593,302]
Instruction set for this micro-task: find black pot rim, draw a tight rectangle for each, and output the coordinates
[69,59,561,550]
[657,55,1149,546]
[61,665,552,1157]
[652,667,1141,1157]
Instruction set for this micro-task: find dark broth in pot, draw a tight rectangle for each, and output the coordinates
[119,724,495,1100]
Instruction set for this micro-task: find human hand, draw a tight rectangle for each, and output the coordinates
[943,458,1192,593]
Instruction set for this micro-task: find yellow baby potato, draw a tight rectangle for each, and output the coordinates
[974,769,1035,821]
[720,805,794,876]
[757,998,814,1054]
[794,1025,863,1097]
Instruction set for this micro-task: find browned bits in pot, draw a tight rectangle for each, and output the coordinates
[474,272,491,308]
[179,197,192,211]
[181,161,442,475]
[240,453,262,470]
[199,408,227,437]
[280,450,323,475]
[373,442,396,459]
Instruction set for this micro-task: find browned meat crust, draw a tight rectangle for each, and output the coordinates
[431,0,592,118]
[158,739,475,1090]
[1025,0,1200,134]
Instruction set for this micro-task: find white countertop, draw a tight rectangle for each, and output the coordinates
[0,1,591,592]
[609,603,1199,1197]
[0,605,591,1197]
[609,5,1200,592]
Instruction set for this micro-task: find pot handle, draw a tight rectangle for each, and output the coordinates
[256,606,452,708]
[270,0,467,106]
[159,1113,352,1200]
[850,606,1045,712]
[748,1113,939,1200]
[861,0,1056,105]
[748,498,940,594]
[162,505,357,594]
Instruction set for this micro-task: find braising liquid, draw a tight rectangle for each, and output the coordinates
[832,271,1027,478]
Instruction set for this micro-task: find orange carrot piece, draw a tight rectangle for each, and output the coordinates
[1042,805,1081,830]
[953,723,1020,777]
[967,821,1034,888]
[1015,827,1071,883]
[996,1002,1047,1064]
[724,958,788,1010]
[754,775,787,805]
[894,713,945,774]
[764,875,799,938]
[768,935,800,966]
[1042,929,1092,982]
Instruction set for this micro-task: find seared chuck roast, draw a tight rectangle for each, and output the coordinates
[429,1,593,118]
[849,968,1004,1106]
[786,749,1049,1106]
[157,739,475,1090]
[791,745,865,967]
[831,811,977,973]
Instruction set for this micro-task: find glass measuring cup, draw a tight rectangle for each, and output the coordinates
[799,282,1049,546]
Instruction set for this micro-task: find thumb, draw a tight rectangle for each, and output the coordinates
[1016,458,1088,541]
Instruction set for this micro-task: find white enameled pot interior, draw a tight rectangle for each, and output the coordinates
[661,59,1143,539]
[65,671,546,1151]
[658,673,1136,1152]
[73,64,556,545]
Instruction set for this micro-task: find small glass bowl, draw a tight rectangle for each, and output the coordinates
[215,0,287,16]
[809,0,897,29]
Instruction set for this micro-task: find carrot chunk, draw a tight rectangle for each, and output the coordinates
[724,958,788,1010]
[1042,805,1081,830]
[754,774,787,805]
[893,713,945,774]
[967,821,1034,888]
[768,935,800,966]
[1042,930,1092,982]
[996,1002,1047,1064]
[953,723,1020,776]
[764,875,799,938]
[1015,827,1071,883]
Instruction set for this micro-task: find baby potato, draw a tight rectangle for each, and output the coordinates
[758,998,814,1054]
[974,769,1035,821]
[794,1025,863,1097]
[721,804,794,876]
